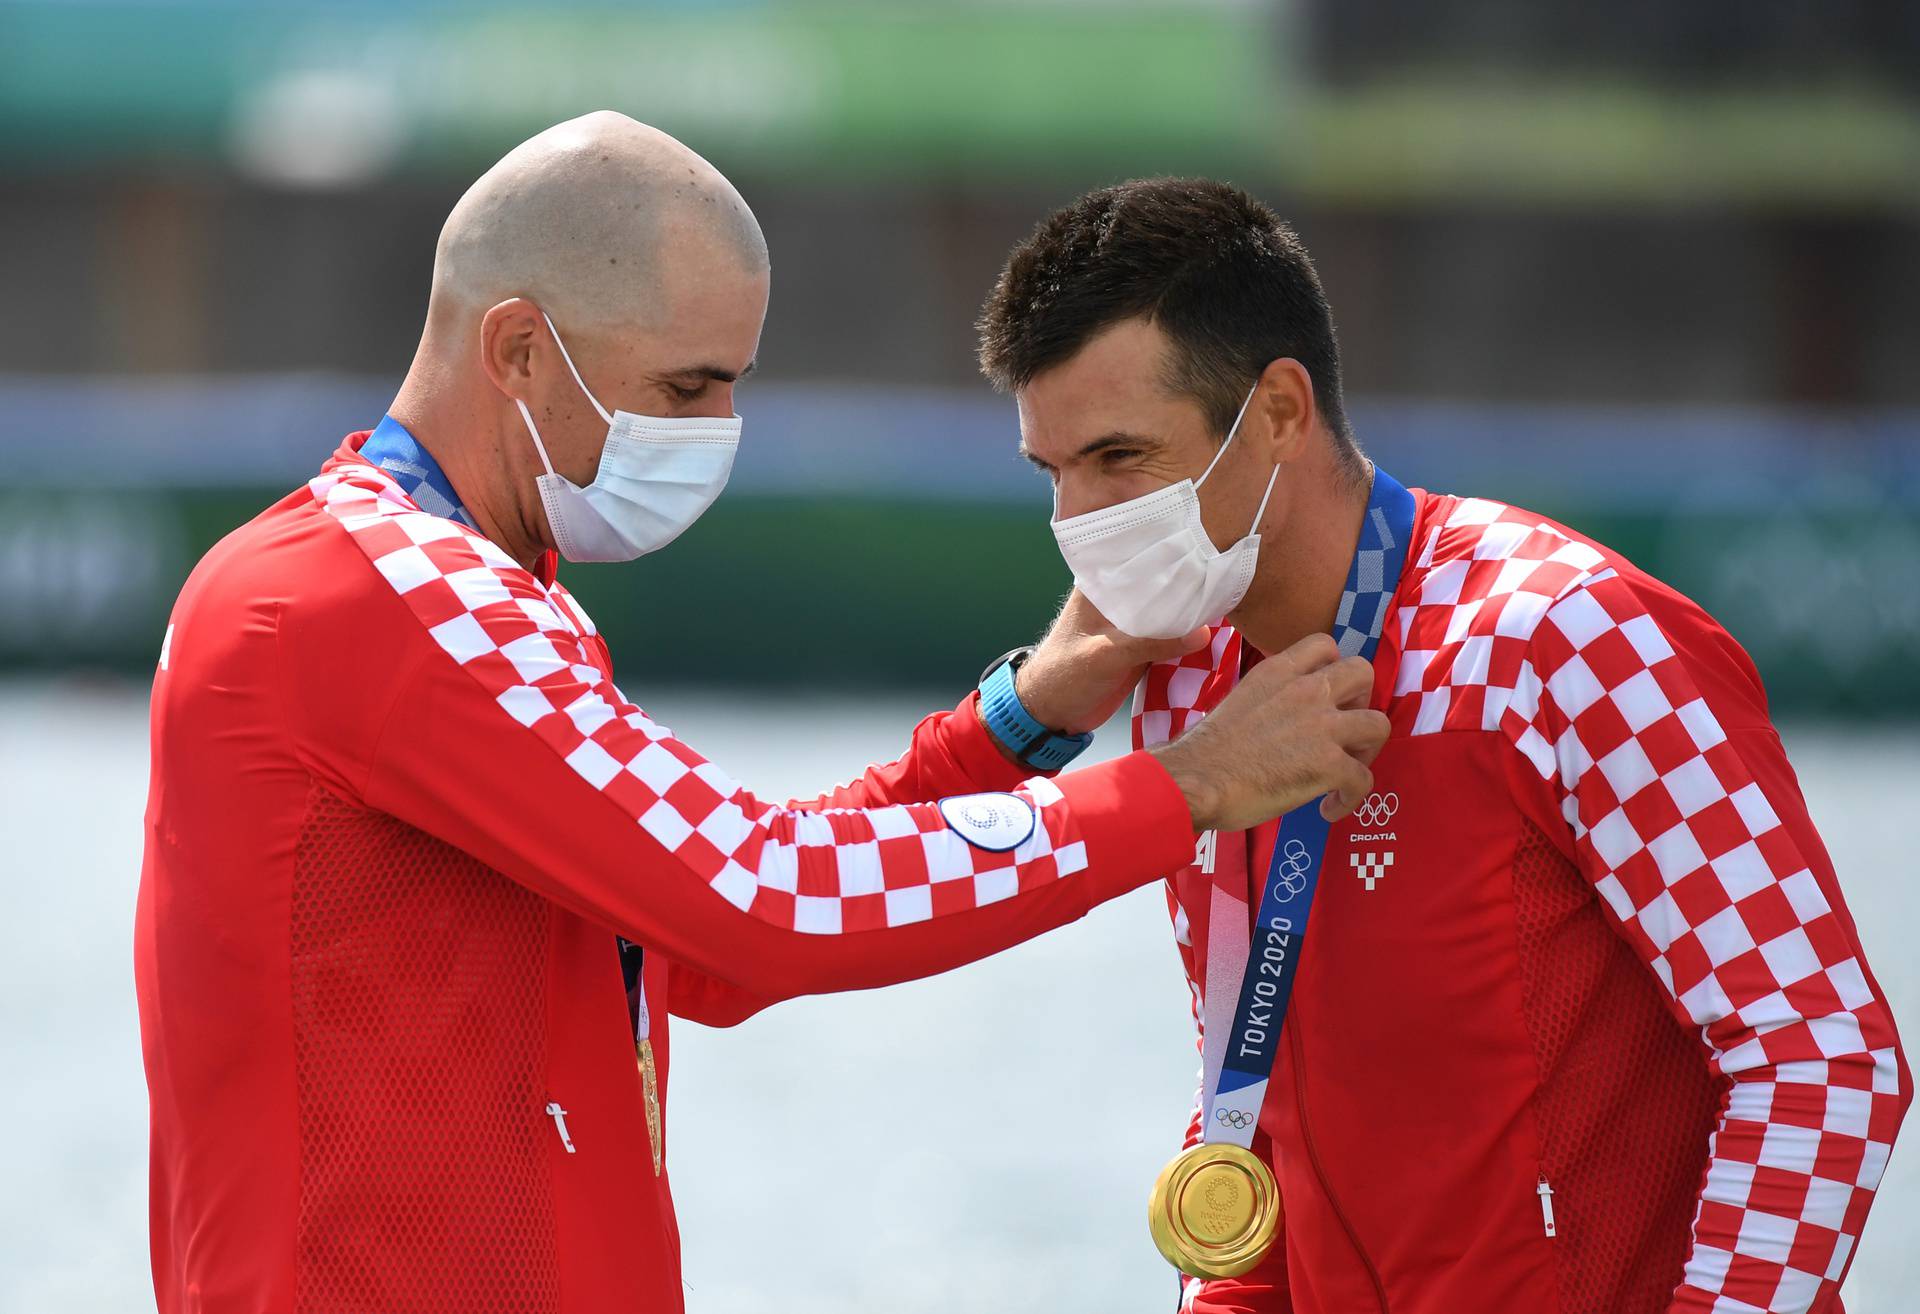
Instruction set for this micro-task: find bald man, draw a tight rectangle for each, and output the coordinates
[134,113,1388,1314]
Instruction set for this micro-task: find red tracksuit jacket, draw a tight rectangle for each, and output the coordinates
[135,440,1194,1313]
[1134,488,1908,1314]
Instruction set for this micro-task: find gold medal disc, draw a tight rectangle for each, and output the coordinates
[1147,1143,1281,1279]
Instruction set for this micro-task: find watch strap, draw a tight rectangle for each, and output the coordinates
[978,652,1094,772]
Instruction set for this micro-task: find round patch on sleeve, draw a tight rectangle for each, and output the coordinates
[936,792,1038,853]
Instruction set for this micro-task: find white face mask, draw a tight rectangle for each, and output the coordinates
[1049,384,1278,640]
[513,311,742,563]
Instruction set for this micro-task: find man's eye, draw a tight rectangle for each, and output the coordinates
[1101,448,1139,466]
[668,382,708,402]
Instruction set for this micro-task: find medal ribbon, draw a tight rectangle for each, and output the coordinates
[358,414,479,529]
[619,937,649,1037]
[1200,467,1416,1149]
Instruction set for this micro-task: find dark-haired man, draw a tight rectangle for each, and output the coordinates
[134,123,1395,1314]
[979,178,1908,1314]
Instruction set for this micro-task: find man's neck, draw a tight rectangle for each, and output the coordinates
[1227,454,1375,659]
[388,375,548,574]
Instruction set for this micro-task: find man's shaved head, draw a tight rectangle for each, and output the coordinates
[390,111,772,572]
[430,110,768,333]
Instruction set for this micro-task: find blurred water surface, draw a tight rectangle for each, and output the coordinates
[0,681,1913,1312]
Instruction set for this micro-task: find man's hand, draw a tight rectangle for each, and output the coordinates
[1148,633,1390,833]
[1015,590,1210,736]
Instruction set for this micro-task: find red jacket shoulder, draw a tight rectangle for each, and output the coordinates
[162,474,435,803]
[1402,490,1768,725]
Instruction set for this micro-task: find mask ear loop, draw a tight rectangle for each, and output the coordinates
[1246,456,1282,536]
[1196,381,1280,537]
[1195,381,1262,489]
[514,309,615,480]
[539,310,615,426]
[514,399,558,478]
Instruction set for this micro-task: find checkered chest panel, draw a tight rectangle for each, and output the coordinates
[306,461,1089,937]
[1140,491,1903,1314]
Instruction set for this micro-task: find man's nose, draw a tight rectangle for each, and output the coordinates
[1052,475,1118,522]
[688,384,736,420]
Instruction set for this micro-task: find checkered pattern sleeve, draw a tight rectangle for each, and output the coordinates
[667,692,1040,1026]
[308,466,1196,1002]
[1508,570,1908,1314]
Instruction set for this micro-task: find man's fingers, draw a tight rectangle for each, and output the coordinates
[1336,707,1392,756]
[1329,655,1375,708]
[1164,634,1391,832]
[1319,757,1374,822]
[1274,631,1341,679]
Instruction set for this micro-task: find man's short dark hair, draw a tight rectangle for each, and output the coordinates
[978,177,1357,457]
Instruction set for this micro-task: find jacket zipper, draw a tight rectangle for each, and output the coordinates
[545,1101,577,1154]
[1288,1020,1389,1314]
[1536,1176,1557,1237]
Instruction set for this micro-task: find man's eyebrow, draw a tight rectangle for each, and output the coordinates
[662,358,757,384]
[1074,431,1158,459]
[1020,430,1158,469]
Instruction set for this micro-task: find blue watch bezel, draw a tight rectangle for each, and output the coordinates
[978,654,1094,772]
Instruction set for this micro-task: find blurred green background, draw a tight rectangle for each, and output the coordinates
[3,0,1918,713]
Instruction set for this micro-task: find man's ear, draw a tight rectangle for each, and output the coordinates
[479,298,542,400]
[1253,358,1318,462]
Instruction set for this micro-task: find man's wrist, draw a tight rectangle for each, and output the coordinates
[1054,752,1200,904]
[971,690,1026,767]
[1145,742,1211,833]
[977,648,1094,772]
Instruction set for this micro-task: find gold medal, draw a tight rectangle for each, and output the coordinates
[1147,1142,1281,1279]
[637,1037,663,1176]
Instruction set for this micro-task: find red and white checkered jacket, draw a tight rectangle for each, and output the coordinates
[1135,488,1908,1314]
[135,437,1195,1314]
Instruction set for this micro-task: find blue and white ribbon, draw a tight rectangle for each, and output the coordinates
[1200,467,1416,1147]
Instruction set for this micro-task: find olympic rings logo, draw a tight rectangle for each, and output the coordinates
[1272,838,1313,900]
[1214,1108,1255,1130]
[1353,792,1399,830]
[959,802,1000,828]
